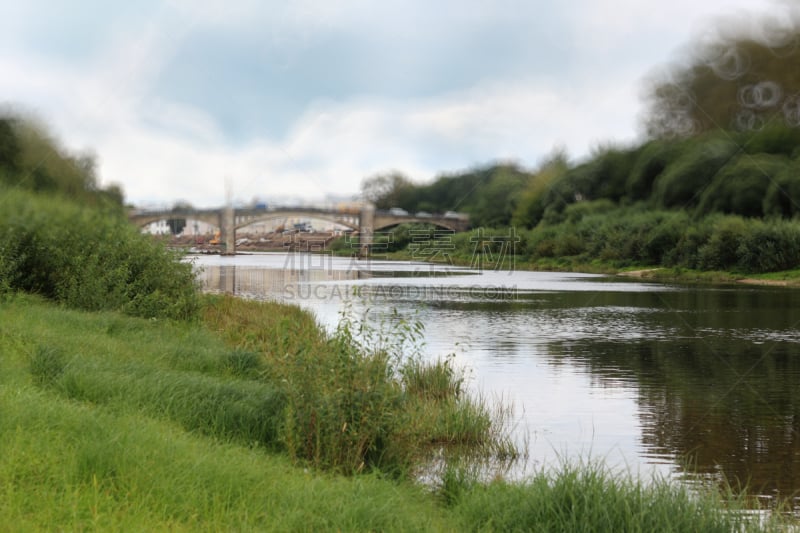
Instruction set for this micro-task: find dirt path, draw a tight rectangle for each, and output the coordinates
[736,278,792,287]
[618,269,799,287]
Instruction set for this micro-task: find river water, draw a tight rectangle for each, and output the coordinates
[190,252,800,506]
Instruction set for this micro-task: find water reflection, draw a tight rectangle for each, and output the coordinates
[191,254,800,507]
[550,338,800,499]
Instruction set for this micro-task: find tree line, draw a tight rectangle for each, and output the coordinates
[361,11,800,231]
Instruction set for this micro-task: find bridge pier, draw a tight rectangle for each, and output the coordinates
[221,205,236,255]
[358,204,374,258]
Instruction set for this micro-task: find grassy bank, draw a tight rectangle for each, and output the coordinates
[0,294,793,531]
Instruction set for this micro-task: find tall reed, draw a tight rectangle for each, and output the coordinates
[202,296,518,476]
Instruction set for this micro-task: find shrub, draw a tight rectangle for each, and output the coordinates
[653,136,740,209]
[742,123,800,157]
[563,199,616,224]
[639,211,690,265]
[665,222,713,269]
[697,216,749,271]
[736,219,800,273]
[696,154,788,217]
[0,188,199,320]
[762,159,800,218]
[626,139,683,201]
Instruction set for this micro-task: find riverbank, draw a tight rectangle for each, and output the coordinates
[379,248,800,288]
[0,293,793,531]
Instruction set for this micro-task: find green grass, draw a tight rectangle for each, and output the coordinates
[0,294,450,530]
[450,461,779,533]
[744,267,800,285]
[0,378,447,531]
[0,293,794,531]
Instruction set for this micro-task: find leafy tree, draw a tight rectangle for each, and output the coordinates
[0,111,125,209]
[413,171,483,214]
[511,150,569,228]
[360,172,414,209]
[651,135,740,209]
[469,164,529,227]
[360,163,534,227]
[642,10,800,138]
[588,144,640,201]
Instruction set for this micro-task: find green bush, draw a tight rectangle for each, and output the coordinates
[736,219,800,273]
[563,199,616,223]
[626,139,683,201]
[696,154,788,217]
[0,188,199,320]
[762,159,800,218]
[742,124,800,157]
[653,136,740,209]
[526,226,560,258]
[636,211,690,265]
[665,222,713,269]
[697,216,749,271]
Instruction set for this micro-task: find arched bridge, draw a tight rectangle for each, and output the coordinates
[128,205,470,255]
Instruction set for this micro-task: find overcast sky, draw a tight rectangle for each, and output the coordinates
[0,0,789,208]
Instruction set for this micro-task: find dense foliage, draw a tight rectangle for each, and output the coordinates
[361,163,532,228]
[0,112,123,209]
[409,207,800,274]
[364,123,800,237]
[642,9,800,138]
[0,112,199,319]
[0,188,199,319]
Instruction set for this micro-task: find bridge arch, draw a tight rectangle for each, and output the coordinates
[372,219,464,233]
[234,211,359,232]
[129,212,221,229]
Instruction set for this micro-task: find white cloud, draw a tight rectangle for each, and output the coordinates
[1,0,793,207]
[84,72,640,207]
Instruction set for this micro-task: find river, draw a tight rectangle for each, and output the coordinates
[190,252,800,508]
